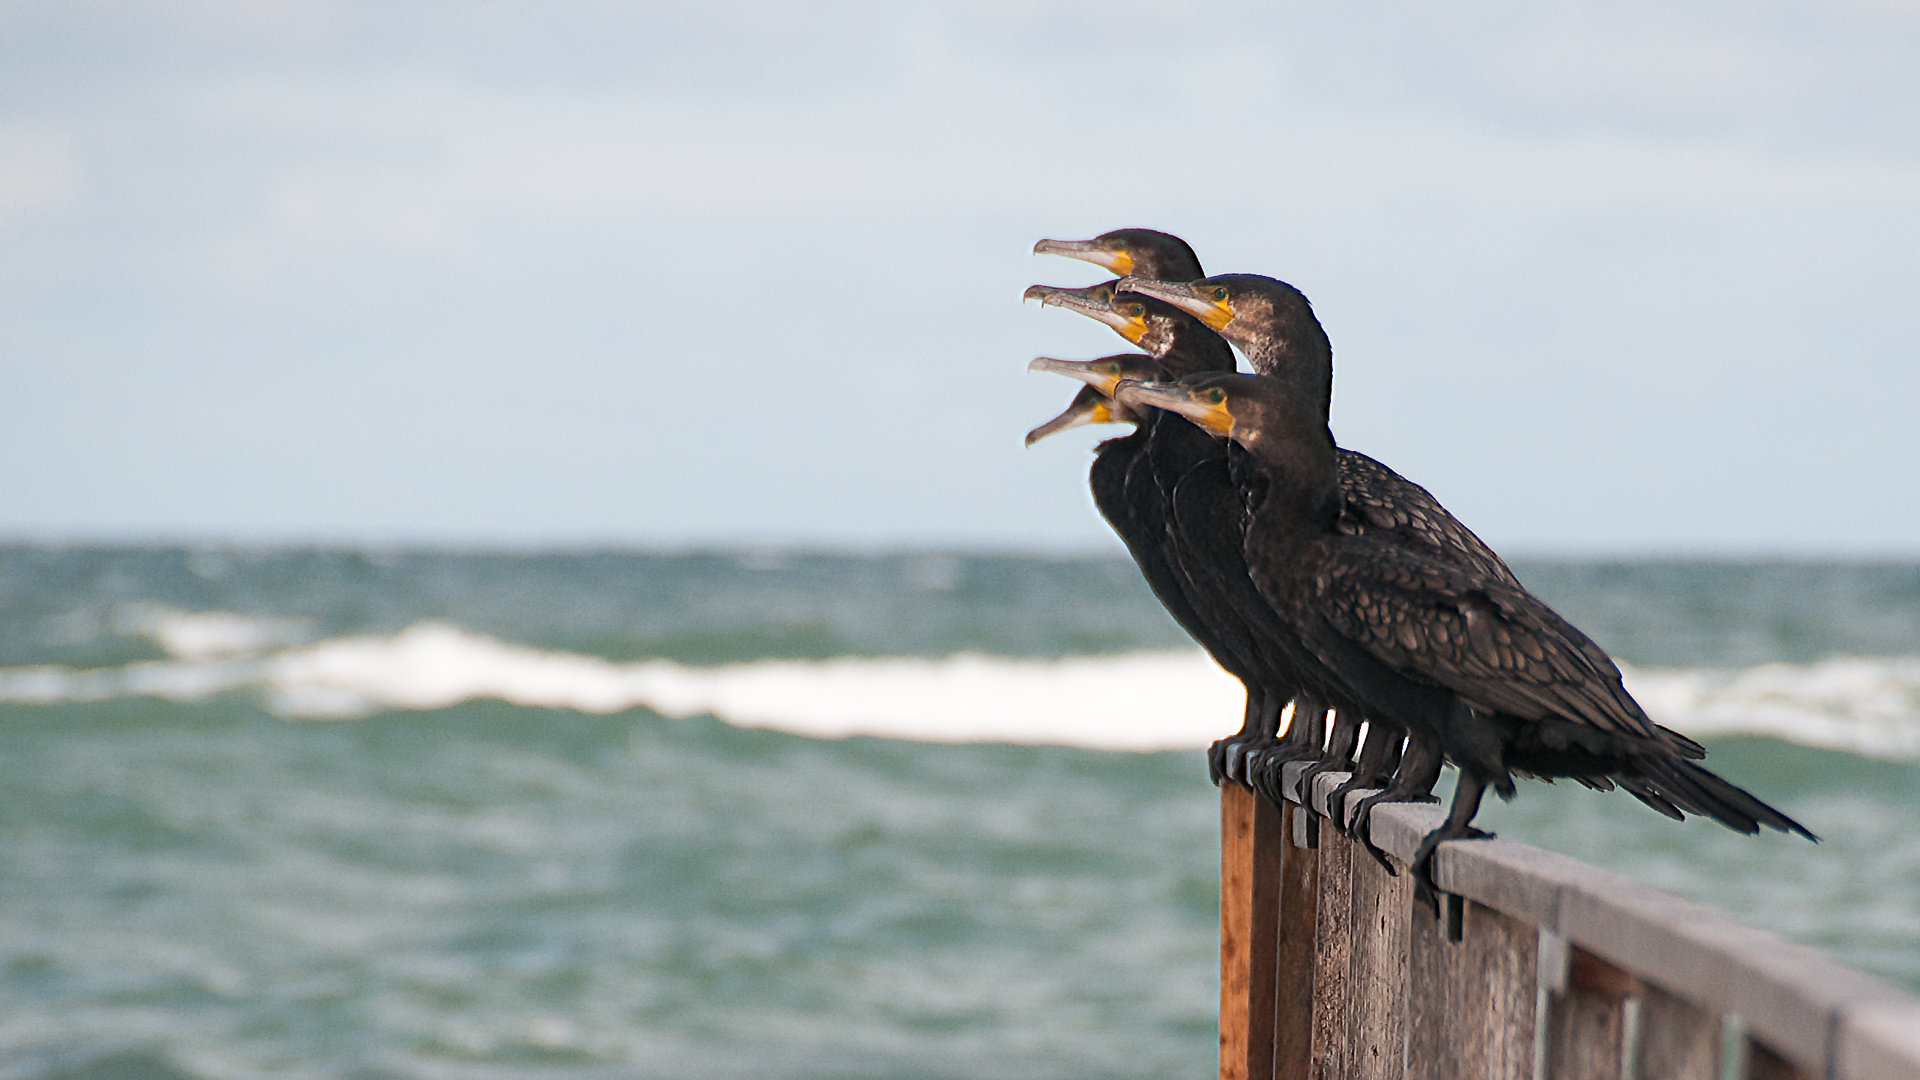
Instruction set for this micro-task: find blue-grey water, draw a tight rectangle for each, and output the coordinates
[1,545,1916,1080]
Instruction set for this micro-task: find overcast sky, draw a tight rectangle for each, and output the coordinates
[4,0,1919,554]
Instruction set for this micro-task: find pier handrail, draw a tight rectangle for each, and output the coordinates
[1218,762,1920,1080]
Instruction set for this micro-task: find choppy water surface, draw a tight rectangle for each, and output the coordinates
[1,546,1916,1079]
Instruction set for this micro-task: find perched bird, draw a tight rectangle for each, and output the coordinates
[1029,232,1321,785]
[1116,273,1528,854]
[1115,371,1816,906]
[1026,348,1300,786]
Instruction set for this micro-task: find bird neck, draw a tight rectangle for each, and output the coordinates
[1241,416,1341,542]
[1151,322,1240,378]
[1243,341,1333,422]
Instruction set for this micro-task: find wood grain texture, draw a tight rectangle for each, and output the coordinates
[1634,982,1720,1080]
[1408,899,1538,1080]
[1344,842,1411,1080]
[1545,947,1634,1080]
[1310,823,1355,1080]
[1221,785,1284,1080]
[1276,803,1319,1080]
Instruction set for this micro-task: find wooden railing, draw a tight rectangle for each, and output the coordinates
[1218,762,1920,1080]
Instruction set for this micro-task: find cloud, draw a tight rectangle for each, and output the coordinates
[3,0,1920,549]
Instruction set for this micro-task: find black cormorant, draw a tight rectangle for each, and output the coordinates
[1116,273,1529,850]
[1030,233,1323,785]
[1115,371,1816,907]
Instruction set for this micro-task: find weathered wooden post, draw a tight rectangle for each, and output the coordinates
[1220,783,1283,1080]
[1275,802,1318,1080]
[1215,760,1920,1080]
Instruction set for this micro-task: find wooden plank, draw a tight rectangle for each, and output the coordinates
[1275,802,1319,1080]
[1468,901,1539,1080]
[1367,797,1914,1077]
[1408,899,1538,1080]
[1547,862,1893,1075]
[1268,777,1920,1080]
[1344,838,1411,1080]
[1406,895,1460,1080]
[1221,784,1284,1080]
[1746,1037,1815,1080]
[1544,946,1634,1080]
[1310,819,1355,1080]
[1836,1000,1920,1080]
[1634,981,1719,1080]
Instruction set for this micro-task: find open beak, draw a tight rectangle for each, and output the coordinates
[1025,386,1128,446]
[1114,379,1233,436]
[1028,356,1125,396]
[1033,238,1134,277]
[1021,283,1141,341]
[1117,277,1231,332]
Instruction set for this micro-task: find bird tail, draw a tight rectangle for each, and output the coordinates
[1630,758,1817,841]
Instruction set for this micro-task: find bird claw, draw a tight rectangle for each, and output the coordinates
[1413,871,1442,920]
[1206,739,1231,786]
[1409,820,1498,925]
[1244,743,1312,805]
[1345,798,1399,877]
[1209,735,1274,789]
[1295,758,1350,818]
[1329,776,1378,835]
[1358,830,1398,877]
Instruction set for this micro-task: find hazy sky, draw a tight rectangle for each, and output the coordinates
[4,0,1919,553]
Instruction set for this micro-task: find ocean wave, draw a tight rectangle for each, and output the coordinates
[2,611,1918,758]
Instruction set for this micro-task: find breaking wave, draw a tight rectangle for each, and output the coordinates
[2,608,1918,758]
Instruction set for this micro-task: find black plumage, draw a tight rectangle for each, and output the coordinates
[1115,371,1815,905]
[1030,233,1321,785]
[1117,273,1530,852]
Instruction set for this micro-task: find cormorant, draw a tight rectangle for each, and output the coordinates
[1027,351,1304,791]
[1115,273,1530,853]
[1030,232,1323,785]
[1114,371,1816,907]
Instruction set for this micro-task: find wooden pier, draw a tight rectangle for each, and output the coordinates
[1219,762,1920,1080]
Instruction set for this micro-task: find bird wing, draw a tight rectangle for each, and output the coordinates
[1313,541,1667,745]
[1335,451,1522,588]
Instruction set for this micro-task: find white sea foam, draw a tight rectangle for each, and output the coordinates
[3,617,1919,758]
[1620,658,1920,759]
[258,624,1244,749]
[114,603,315,661]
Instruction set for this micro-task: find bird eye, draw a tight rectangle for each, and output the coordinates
[1207,388,1226,404]
[1110,238,1129,251]
[1126,303,1144,317]
[1212,287,1228,302]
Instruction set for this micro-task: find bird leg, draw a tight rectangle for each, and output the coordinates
[1295,707,1362,816]
[1410,770,1495,920]
[1329,722,1403,836]
[1246,697,1327,806]
[1346,735,1445,876]
[1226,689,1286,787]
[1209,687,1284,788]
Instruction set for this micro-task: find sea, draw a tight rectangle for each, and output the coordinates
[1,544,1917,1080]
